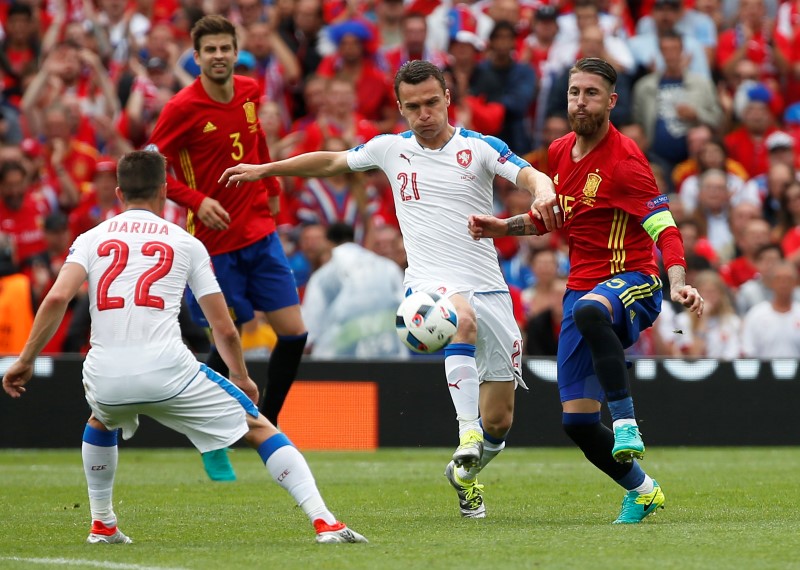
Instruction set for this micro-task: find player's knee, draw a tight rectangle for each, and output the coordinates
[455,306,477,339]
[481,414,512,438]
[562,412,602,446]
[572,299,611,336]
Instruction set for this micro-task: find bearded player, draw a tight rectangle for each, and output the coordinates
[468,58,704,523]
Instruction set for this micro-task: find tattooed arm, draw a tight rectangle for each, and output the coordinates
[467,212,543,240]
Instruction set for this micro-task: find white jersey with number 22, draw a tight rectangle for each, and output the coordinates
[347,128,529,293]
[65,209,221,405]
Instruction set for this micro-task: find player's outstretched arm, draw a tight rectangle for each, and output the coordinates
[2,263,87,398]
[468,213,543,240]
[517,166,562,231]
[667,265,705,317]
[219,151,352,187]
[197,292,259,404]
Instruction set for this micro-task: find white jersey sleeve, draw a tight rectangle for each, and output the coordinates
[347,128,528,293]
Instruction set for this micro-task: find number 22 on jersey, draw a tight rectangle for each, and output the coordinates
[96,239,175,311]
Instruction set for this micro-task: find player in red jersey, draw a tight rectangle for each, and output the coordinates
[468,58,705,524]
[146,16,308,482]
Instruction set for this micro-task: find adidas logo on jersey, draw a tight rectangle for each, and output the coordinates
[203,122,217,133]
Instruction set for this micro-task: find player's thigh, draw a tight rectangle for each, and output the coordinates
[474,292,524,385]
[144,365,258,453]
[85,400,142,441]
[557,289,605,403]
[244,233,300,313]
[588,272,663,348]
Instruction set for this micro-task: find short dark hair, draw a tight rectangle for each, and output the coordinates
[489,20,517,41]
[117,151,166,202]
[658,29,683,45]
[326,222,355,245]
[394,60,446,100]
[7,3,33,19]
[191,15,237,52]
[0,160,26,182]
[570,57,617,91]
[755,243,784,260]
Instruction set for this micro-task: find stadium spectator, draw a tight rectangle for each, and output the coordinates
[548,2,635,76]
[742,131,798,206]
[279,0,325,83]
[724,82,779,178]
[522,114,570,176]
[672,123,749,192]
[628,0,712,79]
[0,159,48,271]
[632,31,721,177]
[742,261,800,357]
[0,232,33,354]
[690,169,736,261]
[470,20,537,154]
[719,218,772,288]
[373,0,406,51]
[775,180,800,263]
[241,21,301,129]
[0,150,367,545]
[673,270,742,358]
[0,3,40,107]
[235,0,269,27]
[762,161,795,226]
[302,222,407,358]
[519,5,560,80]
[146,15,309,481]
[68,156,121,237]
[366,223,406,270]
[635,0,718,65]
[522,248,567,356]
[316,20,397,133]
[679,139,753,215]
[380,11,448,76]
[716,0,788,85]
[735,243,798,314]
[678,217,720,266]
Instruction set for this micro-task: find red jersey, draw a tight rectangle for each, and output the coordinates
[148,76,281,256]
[0,192,50,265]
[548,124,663,291]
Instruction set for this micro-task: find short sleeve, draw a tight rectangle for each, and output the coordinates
[64,232,90,272]
[185,237,221,300]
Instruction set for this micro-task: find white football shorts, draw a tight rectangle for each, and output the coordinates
[85,364,257,453]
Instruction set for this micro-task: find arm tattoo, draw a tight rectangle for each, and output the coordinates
[506,214,539,236]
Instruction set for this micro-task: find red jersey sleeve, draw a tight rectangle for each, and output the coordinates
[148,99,207,213]
[610,155,661,218]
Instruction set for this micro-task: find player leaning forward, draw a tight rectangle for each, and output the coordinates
[2,151,367,544]
[220,60,561,518]
[469,58,705,523]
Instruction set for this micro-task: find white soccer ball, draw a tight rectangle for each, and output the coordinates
[396,291,459,353]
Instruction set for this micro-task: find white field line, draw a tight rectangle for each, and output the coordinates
[0,557,189,570]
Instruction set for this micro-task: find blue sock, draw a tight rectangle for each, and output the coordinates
[608,397,635,422]
[615,460,646,491]
[82,424,118,446]
[479,418,506,444]
[257,433,293,464]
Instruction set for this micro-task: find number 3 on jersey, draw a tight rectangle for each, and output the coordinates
[398,172,420,201]
[97,239,175,311]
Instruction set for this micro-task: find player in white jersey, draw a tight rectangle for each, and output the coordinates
[2,151,367,545]
[219,61,561,518]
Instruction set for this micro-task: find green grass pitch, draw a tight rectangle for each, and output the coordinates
[0,447,798,570]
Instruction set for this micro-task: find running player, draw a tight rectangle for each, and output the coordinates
[2,151,367,544]
[219,60,560,518]
[468,58,705,523]
[146,15,307,481]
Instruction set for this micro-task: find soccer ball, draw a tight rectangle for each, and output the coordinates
[396,291,459,353]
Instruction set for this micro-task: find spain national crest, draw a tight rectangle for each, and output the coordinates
[457,149,472,168]
[583,172,602,198]
[243,101,257,124]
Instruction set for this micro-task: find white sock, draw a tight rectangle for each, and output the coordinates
[613,418,638,429]
[633,474,655,495]
[82,441,117,526]
[444,354,480,435]
[265,445,336,525]
[459,439,506,481]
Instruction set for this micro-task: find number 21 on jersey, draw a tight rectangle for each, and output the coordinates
[398,172,420,201]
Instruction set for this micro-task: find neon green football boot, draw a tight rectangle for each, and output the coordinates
[613,481,665,524]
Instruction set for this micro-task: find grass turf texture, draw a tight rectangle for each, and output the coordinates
[0,447,798,570]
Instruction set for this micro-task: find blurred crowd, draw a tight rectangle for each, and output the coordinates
[2,0,800,359]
